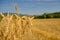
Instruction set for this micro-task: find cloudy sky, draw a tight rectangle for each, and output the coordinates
[0,0,60,15]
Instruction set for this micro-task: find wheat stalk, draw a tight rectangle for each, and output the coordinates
[0,12,5,18]
[0,14,60,40]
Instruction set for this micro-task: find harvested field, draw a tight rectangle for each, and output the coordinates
[0,14,60,40]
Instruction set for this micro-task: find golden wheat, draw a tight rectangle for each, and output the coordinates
[0,14,60,40]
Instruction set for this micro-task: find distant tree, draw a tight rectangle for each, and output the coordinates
[48,15,54,18]
[50,15,54,18]
[43,13,47,18]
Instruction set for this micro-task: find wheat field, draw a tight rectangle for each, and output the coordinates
[0,14,60,40]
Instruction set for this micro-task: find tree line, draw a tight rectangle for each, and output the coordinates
[34,12,60,19]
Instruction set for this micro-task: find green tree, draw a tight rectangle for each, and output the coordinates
[43,13,47,18]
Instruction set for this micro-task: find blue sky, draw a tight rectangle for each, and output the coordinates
[0,0,60,15]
